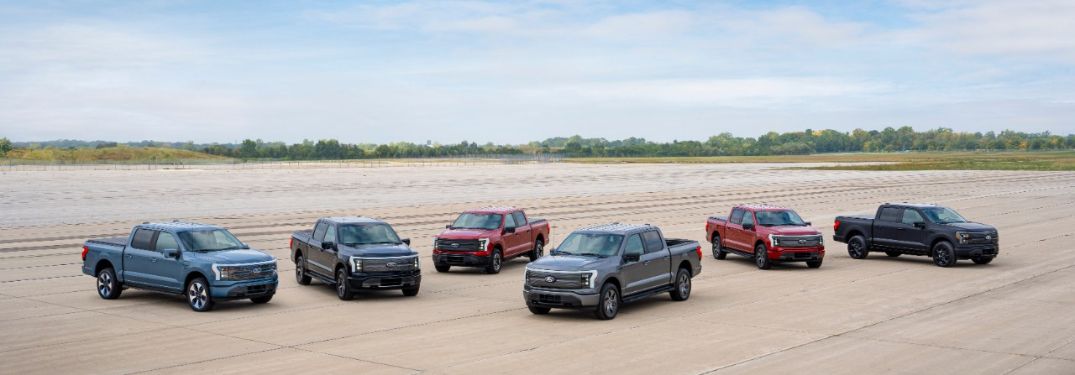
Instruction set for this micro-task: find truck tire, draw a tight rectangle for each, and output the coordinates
[670,267,692,301]
[932,241,957,268]
[435,264,451,273]
[295,255,312,285]
[336,268,354,300]
[885,251,901,257]
[485,249,503,274]
[593,283,620,320]
[529,239,544,261]
[807,259,823,268]
[528,305,551,315]
[847,235,869,259]
[754,243,772,270]
[187,277,215,312]
[972,256,994,265]
[402,285,420,296]
[712,235,727,260]
[250,294,273,304]
[96,267,122,300]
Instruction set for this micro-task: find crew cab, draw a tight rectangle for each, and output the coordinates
[706,205,825,269]
[81,222,278,312]
[523,223,702,320]
[432,207,550,274]
[833,203,999,267]
[291,217,421,300]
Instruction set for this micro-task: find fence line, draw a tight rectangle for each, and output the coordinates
[0,154,564,171]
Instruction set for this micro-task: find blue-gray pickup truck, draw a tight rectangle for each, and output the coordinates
[290,217,421,300]
[81,222,279,312]
[523,223,702,320]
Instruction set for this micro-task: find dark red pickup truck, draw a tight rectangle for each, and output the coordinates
[705,205,825,269]
[432,207,550,274]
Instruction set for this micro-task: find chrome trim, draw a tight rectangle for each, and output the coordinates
[211,260,277,281]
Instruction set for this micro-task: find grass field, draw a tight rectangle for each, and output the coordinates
[567,151,1075,171]
[1,146,230,163]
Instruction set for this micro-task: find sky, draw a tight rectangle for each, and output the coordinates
[0,0,1073,144]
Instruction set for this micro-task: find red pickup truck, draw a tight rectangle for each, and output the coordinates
[432,207,550,274]
[705,205,825,269]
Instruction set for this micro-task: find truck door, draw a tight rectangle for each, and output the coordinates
[502,213,522,256]
[620,233,649,295]
[898,209,929,252]
[512,211,532,254]
[741,213,759,254]
[872,207,904,249]
[726,208,746,251]
[308,221,333,277]
[152,231,185,292]
[123,228,159,287]
[639,230,673,292]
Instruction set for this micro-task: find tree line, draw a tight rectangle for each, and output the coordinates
[4,127,1075,160]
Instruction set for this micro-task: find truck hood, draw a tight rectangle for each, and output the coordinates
[943,222,996,232]
[186,249,275,264]
[527,254,606,271]
[438,229,498,239]
[340,243,417,258]
[763,226,822,236]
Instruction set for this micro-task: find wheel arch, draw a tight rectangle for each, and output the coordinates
[184,271,209,289]
[94,259,114,275]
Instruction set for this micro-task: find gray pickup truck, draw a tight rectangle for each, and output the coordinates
[523,223,702,320]
[81,222,278,312]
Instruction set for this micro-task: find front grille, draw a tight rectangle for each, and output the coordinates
[526,269,588,289]
[227,262,276,280]
[774,235,822,248]
[538,294,562,304]
[246,284,270,294]
[361,257,418,273]
[435,239,483,251]
[966,232,998,245]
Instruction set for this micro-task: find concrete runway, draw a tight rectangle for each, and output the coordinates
[1,163,1073,374]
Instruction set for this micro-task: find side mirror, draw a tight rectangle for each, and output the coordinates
[445,224,452,229]
[805,221,812,226]
[504,227,516,234]
[623,253,641,262]
[241,242,250,249]
[321,241,335,250]
[162,248,179,259]
[743,223,754,231]
[401,238,411,245]
[913,222,926,229]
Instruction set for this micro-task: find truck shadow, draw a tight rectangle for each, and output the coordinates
[535,293,711,321]
[709,256,819,271]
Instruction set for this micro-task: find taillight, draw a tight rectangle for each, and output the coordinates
[695,245,702,260]
[833,220,840,232]
[81,246,89,261]
[289,237,294,249]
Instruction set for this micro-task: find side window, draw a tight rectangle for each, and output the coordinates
[155,232,179,251]
[625,234,644,255]
[504,213,517,229]
[902,209,924,225]
[641,231,664,253]
[730,209,744,224]
[742,212,755,227]
[313,221,327,242]
[513,212,527,226]
[324,224,337,244]
[131,228,156,250]
[879,208,902,222]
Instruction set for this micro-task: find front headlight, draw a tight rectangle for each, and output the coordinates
[955,232,971,244]
[413,256,420,269]
[478,238,490,251]
[818,235,824,246]
[768,234,778,247]
[350,257,363,273]
[581,270,598,289]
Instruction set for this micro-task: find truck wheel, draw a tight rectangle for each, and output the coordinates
[593,283,620,320]
[807,259,823,268]
[250,294,273,304]
[402,285,420,296]
[712,235,727,260]
[529,239,544,261]
[335,268,354,300]
[187,277,215,312]
[932,241,956,268]
[847,235,869,259]
[295,255,312,285]
[670,268,692,301]
[885,251,901,258]
[485,249,503,274]
[435,264,451,273]
[754,243,772,270]
[972,256,994,265]
[528,305,551,315]
[96,267,122,300]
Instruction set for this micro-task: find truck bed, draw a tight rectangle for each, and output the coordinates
[708,216,728,222]
[86,237,127,247]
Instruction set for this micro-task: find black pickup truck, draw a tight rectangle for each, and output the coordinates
[833,203,999,267]
[291,217,421,300]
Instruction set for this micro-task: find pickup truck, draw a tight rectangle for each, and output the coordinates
[432,207,550,274]
[523,223,702,320]
[706,205,824,269]
[291,217,421,300]
[81,222,278,312]
[833,203,999,267]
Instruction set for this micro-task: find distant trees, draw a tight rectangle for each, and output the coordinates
[0,137,11,156]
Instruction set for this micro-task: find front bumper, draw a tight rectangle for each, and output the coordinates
[523,286,600,309]
[433,253,491,267]
[955,244,999,259]
[211,277,278,300]
[768,246,825,262]
[348,270,421,290]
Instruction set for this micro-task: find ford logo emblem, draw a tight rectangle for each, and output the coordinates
[986,235,992,240]
[544,276,556,283]
[798,239,806,244]
[386,262,397,268]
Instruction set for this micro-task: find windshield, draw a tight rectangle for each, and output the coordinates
[339,224,402,245]
[755,210,807,226]
[921,207,968,224]
[451,213,502,230]
[177,229,244,252]
[554,233,623,257]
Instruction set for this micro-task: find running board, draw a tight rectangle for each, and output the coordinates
[622,284,676,304]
